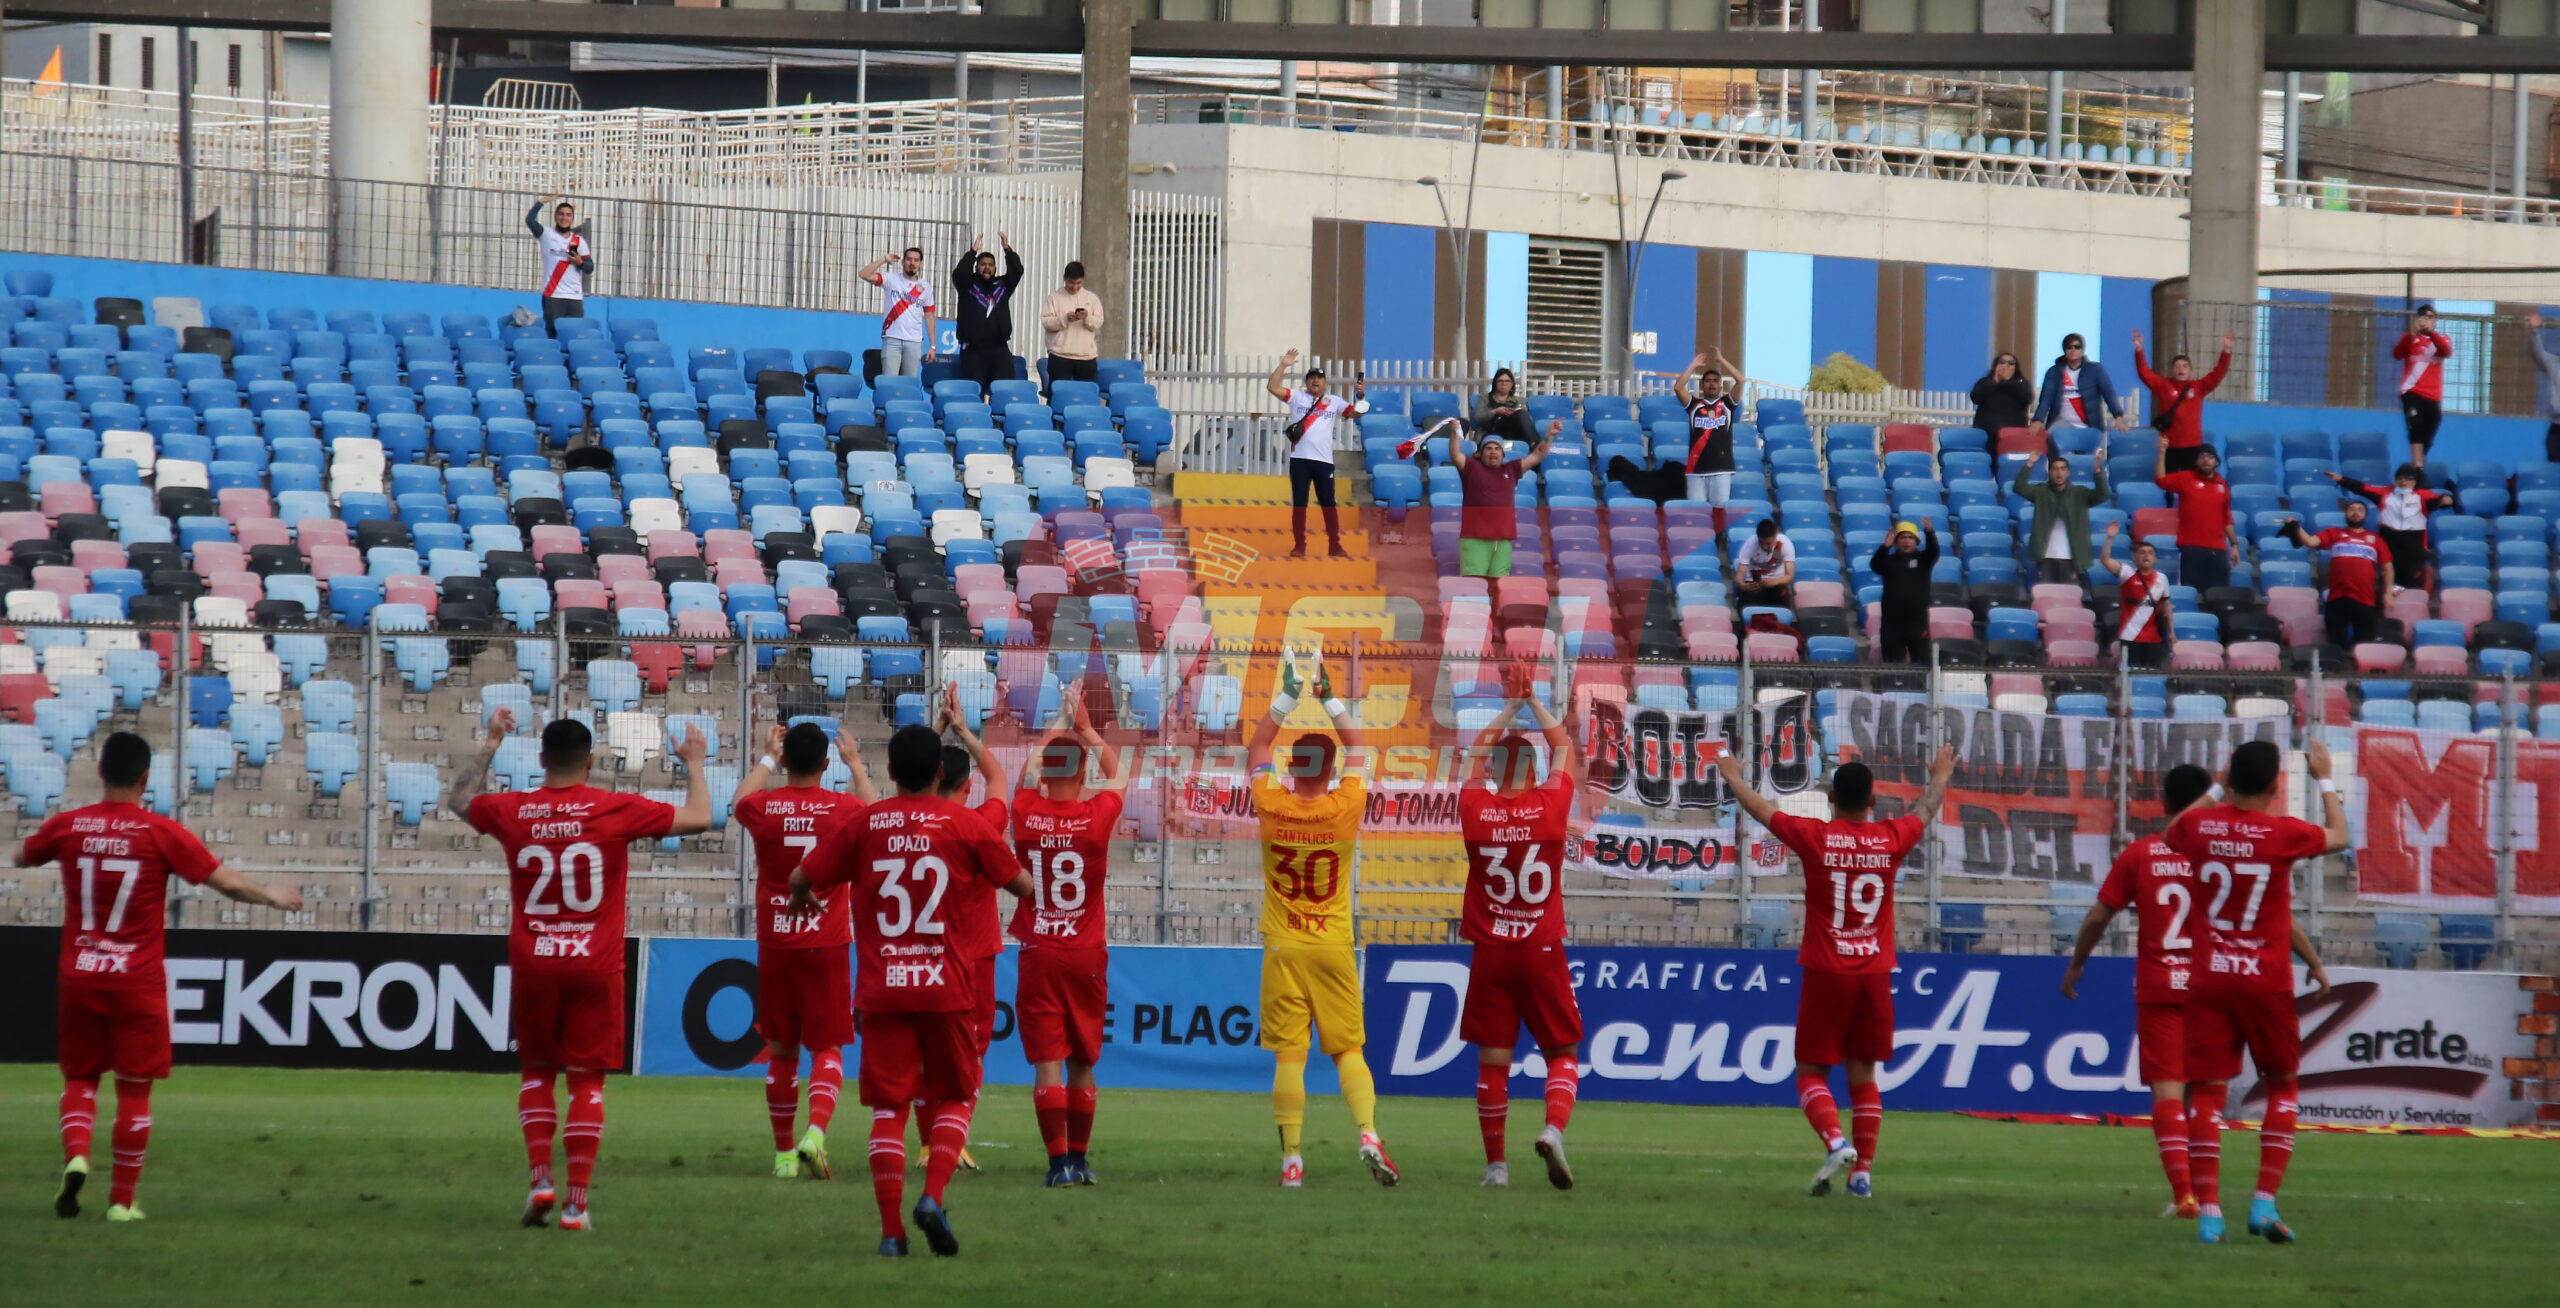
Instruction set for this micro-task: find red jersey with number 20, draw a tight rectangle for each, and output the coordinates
[2096,835,2199,1004]
[1767,811,1926,975]
[1007,790,1124,950]
[2161,803,2326,995]
[733,787,863,949]
[1458,774,1574,947]
[805,794,1022,1014]
[26,801,220,992]
[468,786,676,976]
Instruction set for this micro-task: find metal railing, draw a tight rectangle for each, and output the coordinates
[2179,298,2553,419]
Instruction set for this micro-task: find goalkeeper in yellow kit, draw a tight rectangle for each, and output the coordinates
[1244,646,1398,1189]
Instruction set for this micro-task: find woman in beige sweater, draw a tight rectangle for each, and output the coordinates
[1040,260,1106,399]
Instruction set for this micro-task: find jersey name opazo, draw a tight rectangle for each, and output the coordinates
[805,795,1021,1013]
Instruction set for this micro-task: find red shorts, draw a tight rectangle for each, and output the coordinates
[513,970,626,1071]
[1794,968,1895,1066]
[857,1009,982,1108]
[970,953,998,1057]
[757,944,854,1050]
[1459,943,1584,1051]
[59,985,171,1081]
[1017,946,1109,1066]
[2135,1001,2187,1085]
[2185,985,2300,1082]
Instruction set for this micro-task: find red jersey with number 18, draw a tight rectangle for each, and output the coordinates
[26,801,221,993]
[1458,774,1573,946]
[1007,790,1124,949]
[2160,803,2326,994]
[2096,835,2198,1004]
[468,786,676,975]
[1766,811,1927,975]
[733,787,862,948]
[805,794,1022,1014]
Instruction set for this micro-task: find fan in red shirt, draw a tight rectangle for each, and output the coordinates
[2130,328,2234,474]
[2159,738,2344,1247]
[931,680,1013,1173]
[790,724,1031,1258]
[1455,662,1584,1191]
[731,720,876,1183]
[2392,304,2454,467]
[1720,741,1957,1202]
[2282,500,2396,650]
[1007,685,1124,1187]
[17,731,302,1222]
[2062,762,2215,1219]
[2152,440,2240,593]
[452,709,713,1232]
[2099,521,2174,669]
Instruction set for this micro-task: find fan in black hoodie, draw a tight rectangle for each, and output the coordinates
[1870,523,1942,664]
[951,234,1026,398]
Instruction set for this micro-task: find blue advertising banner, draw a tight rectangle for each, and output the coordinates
[1365,945,2152,1115]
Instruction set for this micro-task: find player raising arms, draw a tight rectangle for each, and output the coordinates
[2160,738,2342,1246]
[789,725,1031,1257]
[935,681,1012,1172]
[2061,762,2214,1219]
[1721,742,1956,1200]
[1455,662,1584,1190]
[20,731,303,1222]
[1245,646,1397,1188]
[731,721,876,1181]
[1009,684,1124,1186]
[448,711,713,1232]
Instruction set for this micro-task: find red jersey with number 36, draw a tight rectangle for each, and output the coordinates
[2161,803,2325,995]
[1007,790,1124,950]
[1767,811,1926,975]
[1458,775,1573,947]
[468,785,676,976]
[2097,835,2198,1004]
[805,794,1022,1014]
[26,801,220,993]
[733,787,863,949]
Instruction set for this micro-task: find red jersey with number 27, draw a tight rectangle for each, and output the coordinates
[1008,790,1124,950]
[1458,774,1573,947]
[26,801,220,993]
[2096,835,2198,1004]
[468,785,676,976]
[2161,803,2325,995]
[805,794,1022,1014]
[733,787,863,949]
[1767,811,1926,975]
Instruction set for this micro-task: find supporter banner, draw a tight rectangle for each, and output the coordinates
[1177,775,1468,834]
[2351,726,2560,909]
[2289,967,2534,1130]
[1582,696,1813,813]
[1564,823,1744,881]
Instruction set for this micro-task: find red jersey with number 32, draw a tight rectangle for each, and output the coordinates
[468,785,676,976]
[2096,835,2198,1004]
[733,787,862,949]
[1458,775,1573,947]
[1007,790,1124,950]
[26,801,220,992]
[2161,803,2325,995]
[805,794,1021,1014]
[1767,811,1926,975]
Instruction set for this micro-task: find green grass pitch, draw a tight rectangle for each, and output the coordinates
[1,1066,2549,1305]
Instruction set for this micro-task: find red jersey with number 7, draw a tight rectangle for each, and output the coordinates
[2096,835,2198,1004]
[1007,790,1124,950]
[2160,803,2326,995]
[805,794,1022,1014]
[1458,774,1573,947]
[733,787,863,949]
[1767,811,1927,975]
[25,801,220,993]
[468,785,676,976]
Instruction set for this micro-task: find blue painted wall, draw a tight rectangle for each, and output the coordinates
[1922,264,1994,394]
[2098,276,2155,370]
[2262,288,2330,407]
[2034,272,2105,366]
[1482,232,1530,364]
[1629,243,1696,377]
[1807,257,1877,376]
[1742,251,1815,390]
[1360,223,1438,364]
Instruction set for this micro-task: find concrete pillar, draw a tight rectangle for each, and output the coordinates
[1081,0,1133,359]
[2189,0,2264,312]
[2045,1,2063,161]
[330,0,432,280]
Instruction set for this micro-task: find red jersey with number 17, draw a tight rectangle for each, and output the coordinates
[1007,789,1124,950]
[2161,803,2326,995]
[25,801,220,993]
[1458,774,1573,947]
[468,785,676,976]
[733,787,863,949]
[2096,835,2198,1004]
[804,794,1022,1014]
[1766,811,1926,975]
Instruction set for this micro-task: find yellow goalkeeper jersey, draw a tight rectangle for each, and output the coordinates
[1253,772,1365,947]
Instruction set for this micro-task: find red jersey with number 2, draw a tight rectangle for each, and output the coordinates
[468,786,676,975]
[1767,811,1926,975]
[2096,835,2199,1004]
[806,794,1022,1014]
[1007,790,1124,950]
[2161,803,2325,995]
[1458,774,1573,947]
[733,787,862,949]
[26,801,220,992]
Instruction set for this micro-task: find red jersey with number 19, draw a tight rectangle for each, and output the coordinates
[2096,835,2198,1004]
[2160,803,2325,994]
[26,801,220,993]
[468,786,676,975]
[1766,811,1926,975]
[1458,774,1573,946]
[805,794,1022,1014]
[1007,790,1124,949]
[733,787,862,948]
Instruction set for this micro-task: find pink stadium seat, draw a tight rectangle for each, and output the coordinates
[554,579,610,611]
[2354,643,2407,673]
[2044,615,2097,646]
[2029,584,2085,618]
[1793,580,1847,610]
[296,519,352,556]
[2412,646,2468,676]
[308,546,365,583]
[2172,640,2225,671]
[1438,576,1490,609]
[1745,631,1799,662]
[1016,565,1069,602]
[712,557,767,589]
[1989,673,2042,700]
[2437,589,2492,640]
[190,542,247,579]
[2046,639,2099,666]
[1494,576,1548,611]
[597,554,650,589]
[648,530,701,562]
[785,587,842,626]
[2386,588,2433,632]
[207,572,263,606]
[1503,626,1558,660]
[235,517,292,551]
[530,525,584,560]
[1927,606,1973,641]
[676,610,730,668]
[40,483,97,520]
[610,580,665,612]
[31,564,86,599]
[69,540,125,576]
[1688,627,1740,661]
[2264,586,2319,621]
[217,488,273,523]
[0,512,49,547]
[383,575,439,615]
[2298,682,2352,726]
[2226,641,2282,671]
[1881,424,1935,456]
[1996,427,2043,463]
[631,644,683,694]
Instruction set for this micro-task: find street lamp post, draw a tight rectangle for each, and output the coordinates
[1624,167,1688,395]
[1418,175,1466,368]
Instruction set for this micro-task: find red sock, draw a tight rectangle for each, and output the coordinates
[808,1049,843,1132]
[2150,1095,2193,1200]
[1475,1063,1509,1164]
[868,1107,909,1240]
[517,1069,557,1182]
[60,1077,98,1162]
[2188,1083,2227,1209]
[562,1070,605,1209]
[766,1054,800,1151]
[1034,1084,1070,1159]
[108,1078,152,1208]
[1847,1080,1881,1170]
[1066,1086,1097,1155]
[923,1099,973,1204]
[1796,1071,1844,1149]
[1544,1054,1579,1133]
[2254,1078,2298,1201]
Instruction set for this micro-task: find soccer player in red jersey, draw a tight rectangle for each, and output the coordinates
[1008,687,1124,1187]
[2160,738,2343,1246]
[18,732,303,1222]
[447,710,713,1232]
[790,724,1032,1257]
[732,721,876,1182]
[1721,742,1956,1199]
[2062,762,2215,1219]
[1455,663,1584,1191]
[933,681,1012,1172]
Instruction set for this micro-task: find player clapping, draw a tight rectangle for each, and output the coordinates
[1009,683,1125,1186]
